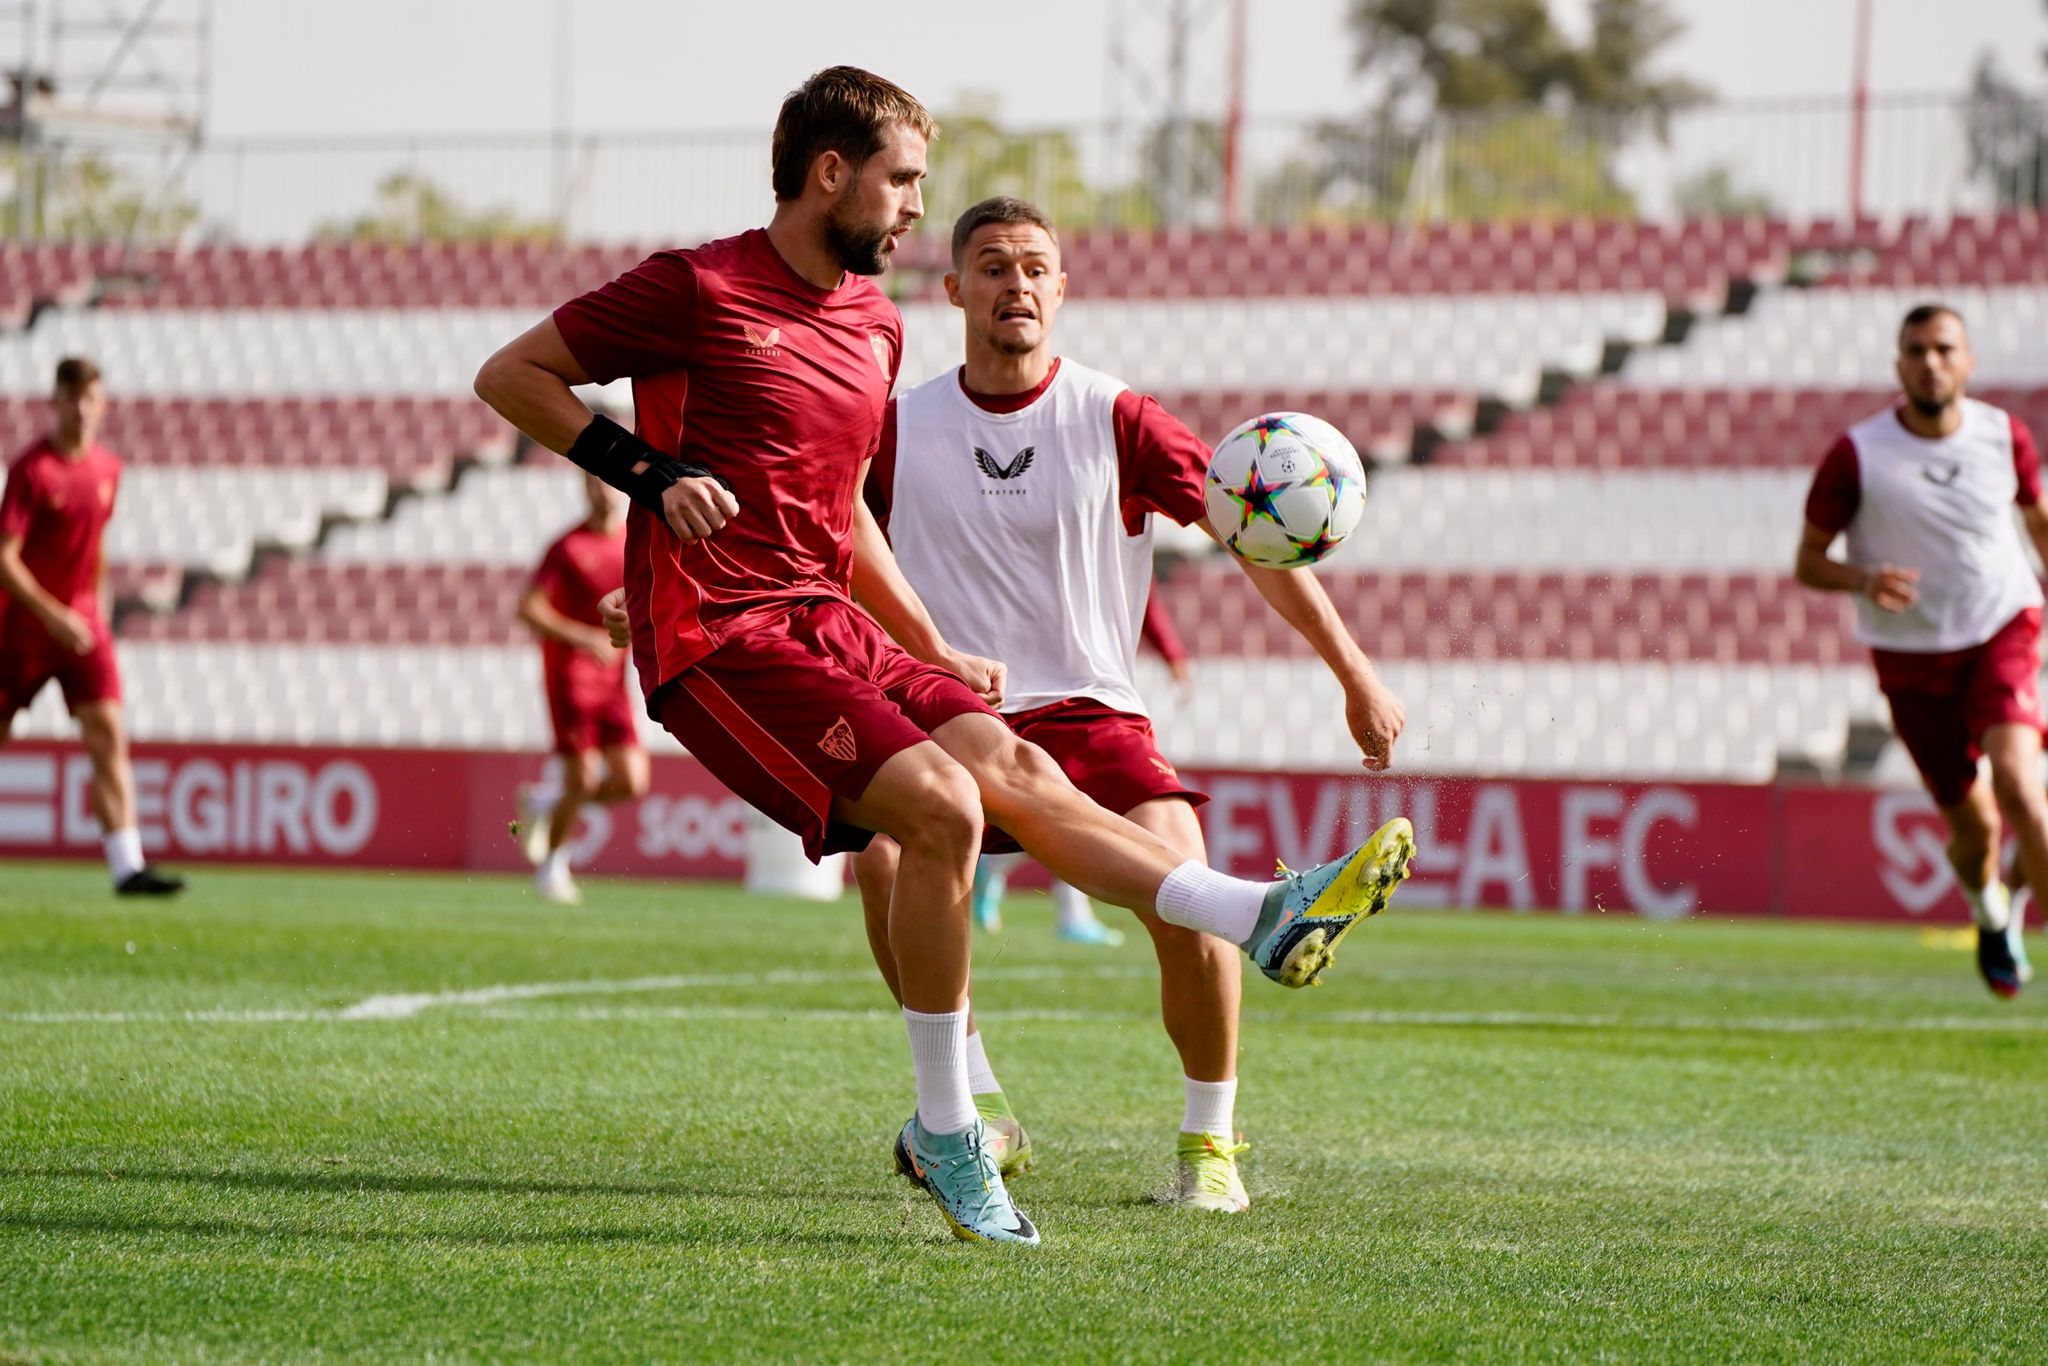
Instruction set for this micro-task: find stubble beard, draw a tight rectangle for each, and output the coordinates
[824,200,893,277]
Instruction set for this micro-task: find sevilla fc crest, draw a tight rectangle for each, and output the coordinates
[819,716,858,763]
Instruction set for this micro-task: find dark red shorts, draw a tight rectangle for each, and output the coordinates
[0,613,121,719]
[546,670,639,755]
[649,599,996,860]
[981,697,1208,856]
[1873,606,2045,808]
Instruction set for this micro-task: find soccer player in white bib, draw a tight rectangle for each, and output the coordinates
[855,196,1411,1209]
[1796,304,2045,997]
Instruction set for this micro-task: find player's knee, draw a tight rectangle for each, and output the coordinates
[895,762,982,860]
[78,712,125,763]
[977,737,1068,820]
[562,753,599,796]
[624,766,651,800]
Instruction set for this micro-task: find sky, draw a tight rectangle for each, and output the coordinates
[200,0,2048,140]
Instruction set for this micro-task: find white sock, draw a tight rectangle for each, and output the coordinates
[104,827,144,882]
[1153,860,1268,945]
[1052,880,1100,931]
[980,851,1024,888]
[964,1028,1002,1097]
[540,846,572,882]
[903,1006,976,1134]
[1965,880,2011,932]
[1182,1076,1238,1137]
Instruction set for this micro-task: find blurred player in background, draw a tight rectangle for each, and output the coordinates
[514,471,648,905]
[483,68,1409,1248]
[1796,304,2044,997]
[969,589,1194,947]
[852,195,1408,1211]
[0,356,183,896]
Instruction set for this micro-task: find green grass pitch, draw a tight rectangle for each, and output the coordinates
[2,861,2045,1363]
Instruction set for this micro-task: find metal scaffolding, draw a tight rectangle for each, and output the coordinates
[0,0,210,240]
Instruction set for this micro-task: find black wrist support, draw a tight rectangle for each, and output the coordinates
[565,414,733,516]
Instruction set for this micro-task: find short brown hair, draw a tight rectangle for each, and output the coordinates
[770,66,935,203]
[53,356,100,392]
[950,196,1059,268]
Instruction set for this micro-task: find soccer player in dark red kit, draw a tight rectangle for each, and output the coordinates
[1796,304,2046,997]
[514,472,649,905]
[476,66,1410,1247]
[0,356,182,895]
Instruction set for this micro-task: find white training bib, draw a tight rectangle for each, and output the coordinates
[1841,397,2042,651]
[889,361,1154,715]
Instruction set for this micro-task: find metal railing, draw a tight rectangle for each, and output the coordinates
[4,89,2043,246]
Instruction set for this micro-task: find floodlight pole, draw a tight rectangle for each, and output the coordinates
[1222,0,1245,228]
[1848,0,1872,221]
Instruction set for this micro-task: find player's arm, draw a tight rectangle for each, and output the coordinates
[849,460,1005,705]
[0,533,93,654]
[474,318,736,543]
[1791,523,1918,611]
[2022,503,2048,577]
[1205,520,1404,771]
[516,583,614,659]
[1141,591,1193,684]
[1794,434,1917,611]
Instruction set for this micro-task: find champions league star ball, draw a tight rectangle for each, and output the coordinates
[1203,412,1368,569]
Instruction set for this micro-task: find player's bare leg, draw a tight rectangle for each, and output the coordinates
[838,740,1039,1245]
[930,712,1413,987]
[545,750,599,852]
[594,743,650,804]
[1940,770,2024,997]
[1982,723,2045,991]
[535,750,600,905]
[853,835,1033,1175]
[75,701,180,896]
[1117,794,1250,1210]
[1939,779,2001,895]
[931,714,1187,906]
[1121,796,1239,1083]
[835,743,983,1012]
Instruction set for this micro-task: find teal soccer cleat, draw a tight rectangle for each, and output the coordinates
[894,1116,1040,1245]
[1241,817,1415,988]
[970,858,1006,934]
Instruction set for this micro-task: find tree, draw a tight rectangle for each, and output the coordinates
[1673,164,1776,219]
[1963,6,2048,209]
[1272,0,1710,221]
[0,147,199,240]
[924,94,1105,229]
[315,172,560,243]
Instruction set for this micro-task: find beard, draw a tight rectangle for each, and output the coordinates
[824,198,893,277]
[1906,385,1954,417]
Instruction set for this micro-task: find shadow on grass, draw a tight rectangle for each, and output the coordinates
[0,1207,883,1253]
[10,1162,898,1205]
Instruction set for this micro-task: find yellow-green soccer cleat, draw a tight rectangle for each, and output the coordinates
[1169,1131,1251,1212]
[1242,816,1415,987]
[975,1093,1035,1177]
[893,1116,1040,1246]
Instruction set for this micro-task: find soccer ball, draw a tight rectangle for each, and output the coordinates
[1203,412,1367,568]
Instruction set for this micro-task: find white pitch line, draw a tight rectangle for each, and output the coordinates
[0,963,1155,1026]
[7,999,2047,1034]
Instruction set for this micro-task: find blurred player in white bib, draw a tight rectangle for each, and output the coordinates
[1796,304,2046,997]
[855,196,1407,1209]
